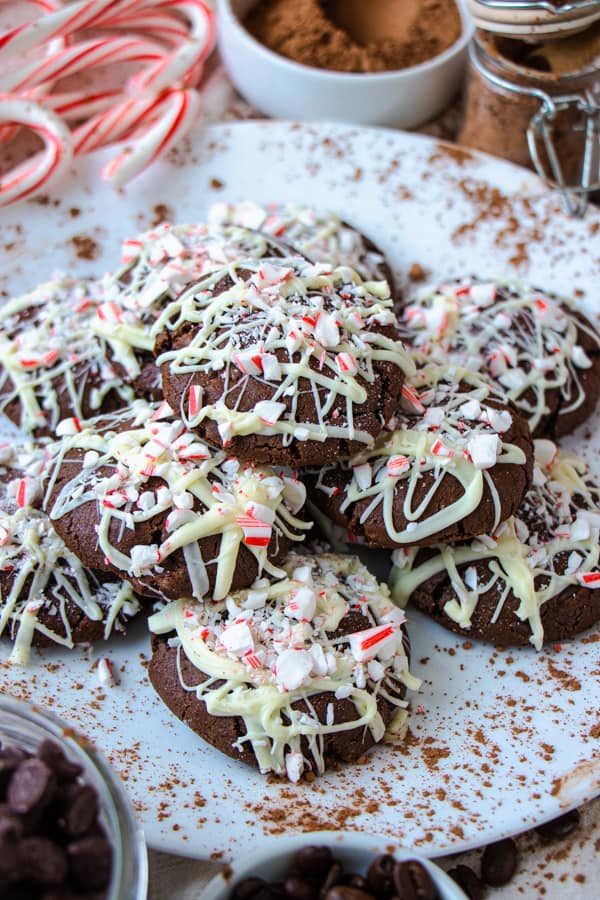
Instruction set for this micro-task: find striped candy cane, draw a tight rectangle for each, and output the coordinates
[0,96,73,205]
[0,35,167,93]
[102,87,200,188]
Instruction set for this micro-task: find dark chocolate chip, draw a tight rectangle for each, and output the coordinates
[0,811,25,843]
[343,875,368,890]
[0,748,28,788]
[232,877,267,900]
[18,835,69,886]
[393,860,439,900]
[61,784,99,838]
[68,834,112,890]
[37,741,83,783]
[447,865,484,900]
[295,846,334,880]
[323,888,374,900]
[535,809,581,841]
[320,863,343,897]
[481,837,518,887]
[285,874,318,900]
[366,855,395,895]
[8,759,56,816]
[1,884,38,900]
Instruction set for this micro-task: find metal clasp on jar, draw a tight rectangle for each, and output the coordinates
[469,42,600,217]
[473,1,600,12]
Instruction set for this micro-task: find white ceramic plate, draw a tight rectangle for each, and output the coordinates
[0,122,599,862]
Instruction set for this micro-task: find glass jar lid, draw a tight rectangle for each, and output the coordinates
[467,1,600,39]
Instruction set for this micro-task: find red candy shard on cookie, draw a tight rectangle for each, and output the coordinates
[306,365,534,548]
[148,552,420,780]
[153,256,415,465]
[45,401,311,602]
[0,442,141,665]
[401,277,600,438]
[391,440,600,648]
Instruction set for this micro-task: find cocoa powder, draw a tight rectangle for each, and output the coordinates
[244,0,462,74]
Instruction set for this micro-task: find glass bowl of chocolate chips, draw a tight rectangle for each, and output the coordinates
[201,831,467,900]
[0,693,147,900]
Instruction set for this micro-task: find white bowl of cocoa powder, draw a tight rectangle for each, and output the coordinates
[217,0,473,129]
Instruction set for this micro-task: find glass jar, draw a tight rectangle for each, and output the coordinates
[0,694,148,900]
[467,0,600,39]
[457,26,600,215]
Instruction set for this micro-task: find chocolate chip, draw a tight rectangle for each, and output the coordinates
[8,759,55,816]
[0,748,28,788]
[535,808,580,840]
[481,837,518,887]
[68,834,112,890]
[393,860,439,900]
[37,742,82,784]
[233,878,267,900]
[343,875,368,890]
[323,888,373,900]
[366,855,395,894]
[1,885,38,900]
[295,847,334,880]
[19,836,69,886]
[61,784,98,838]
[447,865,484,900]
[0,810,24,843]
[320,863,343,897]
[284,875,318,900]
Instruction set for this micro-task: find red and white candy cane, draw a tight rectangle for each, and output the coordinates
[0,95,73,205]
[0,35,167,93]
[0,0,216,203]
[102,87,200,188]
[0,0,65,143]
[0,0,146,62]
[127,0,215,92]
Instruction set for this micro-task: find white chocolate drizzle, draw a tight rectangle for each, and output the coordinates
[0,276,137,433]
[208,202,390,283]
[402,277,600,434]
[149,552,420,781]
[0,442,139,665]
[46,402,311,601]
[153,256,414,447]
[390,441,600,649]
[94,222,297,380]
[312,366,528,546]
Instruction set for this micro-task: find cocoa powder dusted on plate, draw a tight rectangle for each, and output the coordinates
[244,0,462,73]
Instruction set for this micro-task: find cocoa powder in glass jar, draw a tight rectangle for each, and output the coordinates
[457,26,600,209]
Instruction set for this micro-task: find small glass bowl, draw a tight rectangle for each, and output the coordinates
[0,693,148,900]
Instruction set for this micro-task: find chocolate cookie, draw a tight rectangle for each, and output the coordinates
[46,402,311,602]
[306,366,534,548]
[401,277,600,438]
[94,222,299,402]
[209,201,396,294]
[154,257,415,465]
[0,443,140,665]
[391,440,600,648]
[0,276,138,436]
[148,552,419,780]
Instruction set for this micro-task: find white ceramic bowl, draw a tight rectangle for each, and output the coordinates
[200,831,467,899]
[217,0,474,129]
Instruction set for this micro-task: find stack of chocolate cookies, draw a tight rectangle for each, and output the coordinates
[0,206,421,782]
[1,201,600,783]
